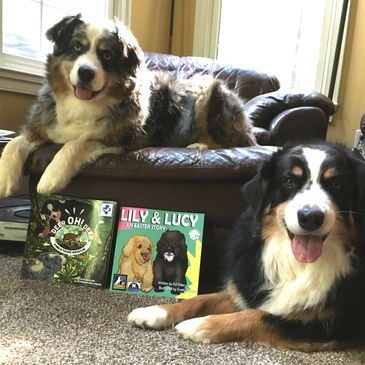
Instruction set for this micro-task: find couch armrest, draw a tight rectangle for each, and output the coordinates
[245,90,336,130]
[268,107,328,146]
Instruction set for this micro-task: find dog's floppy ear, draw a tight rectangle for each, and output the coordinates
[347,150,365,216]
[46,14,84,56]
[242,156,275,218]
[114,21,144,76]
[122,237,136,257]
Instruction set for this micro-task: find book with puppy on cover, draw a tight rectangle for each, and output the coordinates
[110,207,205,299]
[22,193,118,288]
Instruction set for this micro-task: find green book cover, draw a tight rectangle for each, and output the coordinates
[22,194,117,288]
[110,207,205,299]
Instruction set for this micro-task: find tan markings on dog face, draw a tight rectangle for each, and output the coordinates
[330,207,357,250]
[292,165,303,177]
[49,61,74,96]
[68,25,106,92]
[260,195,354,316]
[261,202,288,244]
[323,168,336,180]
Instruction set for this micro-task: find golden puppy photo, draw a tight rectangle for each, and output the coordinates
[118,235,153,292]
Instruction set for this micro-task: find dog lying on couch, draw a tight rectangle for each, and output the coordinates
[0,13,255,198]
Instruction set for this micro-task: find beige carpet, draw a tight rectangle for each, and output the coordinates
[1,254,365,365]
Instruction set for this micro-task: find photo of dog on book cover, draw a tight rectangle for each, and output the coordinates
[110,207,205,299]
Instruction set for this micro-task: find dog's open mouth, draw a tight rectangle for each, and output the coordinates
[141,253,150,262]
[73,86,101,101]
[164,252,175,262]
[286,229,326,263]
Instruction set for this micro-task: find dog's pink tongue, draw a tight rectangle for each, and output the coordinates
[75,87,93,100]
[291,235,323,263]
[142,253,150,262]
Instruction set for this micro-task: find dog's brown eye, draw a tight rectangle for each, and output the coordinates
[137,244,142,249]
[330,178,341,190]
[282,176,296,189]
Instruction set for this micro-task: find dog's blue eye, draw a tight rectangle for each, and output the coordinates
[102,50,112,61]
[73,41,82,52]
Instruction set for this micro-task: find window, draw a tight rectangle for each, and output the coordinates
[193,0,349,102]
[0,0,131,93]
[3,0,109,61]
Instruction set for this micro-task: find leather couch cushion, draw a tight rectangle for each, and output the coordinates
[145,52,280,101]
[25,144,278,181]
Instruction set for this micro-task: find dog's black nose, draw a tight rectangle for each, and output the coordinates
[297,205,324,231]
[78,65,95,83]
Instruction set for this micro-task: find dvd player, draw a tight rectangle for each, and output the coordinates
[0,197,30,253]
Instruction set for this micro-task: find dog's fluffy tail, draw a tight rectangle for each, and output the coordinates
[205,80,256,147]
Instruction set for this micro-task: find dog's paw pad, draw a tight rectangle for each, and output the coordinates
[175,317,211,343]
[128,306,170,329]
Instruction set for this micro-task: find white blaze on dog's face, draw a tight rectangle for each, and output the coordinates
[250,144,359,265]
[244,144,361,315]
[283,148,337,263]
[69,25,107,100]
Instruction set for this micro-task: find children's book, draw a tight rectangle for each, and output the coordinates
[22,193,118,288]
[110,207,205,299]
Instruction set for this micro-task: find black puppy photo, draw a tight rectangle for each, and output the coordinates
[153,230,188,294]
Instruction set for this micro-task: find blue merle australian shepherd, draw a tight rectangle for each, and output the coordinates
[129,143,365,351]
[0,14,255,198]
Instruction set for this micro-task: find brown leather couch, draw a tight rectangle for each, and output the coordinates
[24,53,336,293]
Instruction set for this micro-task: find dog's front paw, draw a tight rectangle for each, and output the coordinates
[140,284,153,293]
[37,176,60,196]
[0,161,21,197]
[175,317,212,343]
[128,306,171,329]
[37,171,68,196]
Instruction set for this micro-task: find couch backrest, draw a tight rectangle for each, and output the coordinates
[145,52,280,101]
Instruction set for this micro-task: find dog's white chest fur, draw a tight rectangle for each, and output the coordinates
[48,96,107,143]
[259,231,353,315]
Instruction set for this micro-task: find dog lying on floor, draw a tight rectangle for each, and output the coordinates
[0,14,255,198]
[128,143,365,351]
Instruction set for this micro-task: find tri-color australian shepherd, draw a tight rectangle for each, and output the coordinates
[129,143,365,351]
[0,14,255,198]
